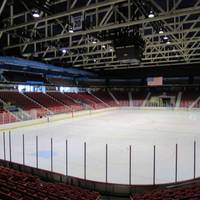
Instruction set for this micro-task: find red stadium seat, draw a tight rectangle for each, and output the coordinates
[0,166,100,200]
[130,183,200,200]
[25,92,69,114]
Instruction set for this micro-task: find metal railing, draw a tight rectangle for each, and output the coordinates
[0,131,198,185]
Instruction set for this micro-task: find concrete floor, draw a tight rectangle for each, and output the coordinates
[1,108,200,185]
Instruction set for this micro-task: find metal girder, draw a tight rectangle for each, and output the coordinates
[44,49,112,61]
[103,61,200,71]
[19,25,200,56]
[0,0,7,15]
[0,0,127,32]
[2,5,200,50]
[22,40,112,57]
[65,50,200,68]
[90,57,200,70]
[41,36,200,62]
[1,0,200,70]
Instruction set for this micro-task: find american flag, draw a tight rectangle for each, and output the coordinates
[147,77,163,86]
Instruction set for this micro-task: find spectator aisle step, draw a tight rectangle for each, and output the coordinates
[108,90,119,105]
[22,93,52,114]
[189,95,200,109]
[176,91,182,108]
[128,91,133,106]
[142,92,151,107]
[11,107,32,121]
[0,98,21,121]
[90,92,110,107]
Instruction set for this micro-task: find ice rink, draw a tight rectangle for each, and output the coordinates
[1,108,200,185]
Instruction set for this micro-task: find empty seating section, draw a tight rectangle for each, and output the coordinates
[0,91,47,118]
[194,100,200,108]
[25,92,67,113]
[78,92,105,109]
[132,92,147,106]
[47,92,83,111]
[112,91,129,106]
[131,183,200,200]
[0,166,100,200]
[0,90,199,124]
[79,92,99,104]
[92,91,117,106]
[56,92,107,109]
[0,108,17,124]
[65,92,94,108]
[180,92,200,108]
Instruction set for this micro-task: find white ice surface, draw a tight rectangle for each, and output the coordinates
[1,108,200,185]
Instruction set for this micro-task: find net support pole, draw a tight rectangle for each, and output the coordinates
[175,143,178,183]
[106,144,108,183]
[66,140,68,176]
[36,136,38,168]
[9,131,12,162]
[22,134,25,165]
[84,142,86,180]
[3,132,6,160]
[194,140,196,179]
[129,145,132,185]
[51,138,53,172]
[153,145,156,185]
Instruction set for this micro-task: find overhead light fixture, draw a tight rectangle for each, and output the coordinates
[102,45,106,48]
[69,26,74,33]
[32,9,40,18]
[60,48,68,54]
[166,41,171,44]
[92,40,97,44]
[62,49,67,54]
[94,59,96,62]
[109,47,113,52]
[148,10,155,18]
[163,36,168,40]
[159,28,164,34]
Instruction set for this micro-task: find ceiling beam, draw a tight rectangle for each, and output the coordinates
[0,0,7,15]
[2,5,200,50]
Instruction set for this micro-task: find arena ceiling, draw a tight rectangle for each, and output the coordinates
[0,0,200,73]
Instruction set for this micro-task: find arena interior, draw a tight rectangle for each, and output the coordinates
[0,0,200,199]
